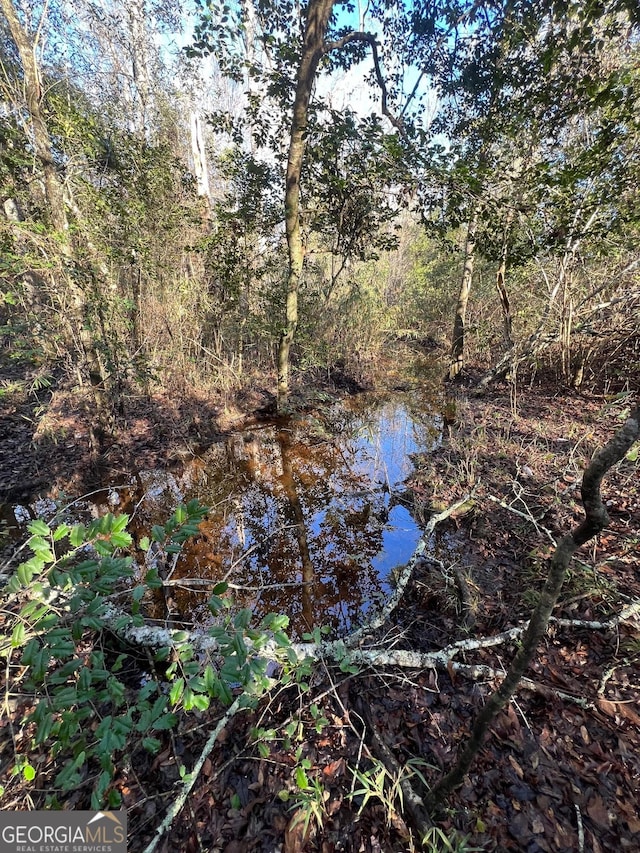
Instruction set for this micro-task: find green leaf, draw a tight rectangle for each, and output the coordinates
[28,520,50,537]
[262,613,289,632]
[233,609,252,630]
[11,623,26,648]
[52,523,71,541]
[191,694,210,711]
[139,536,150,551]
[142,736,162,753]
[172,631,190,643]
[110,531,133,548]
[273,631,290,647]
[169,678,185,706]
[152,713,177,731]
[69,525,86,547]
[111,514,130,533]
[22,763,36,782]
[295,766,309,790]
[151,525,165,542]
[208,595,224,614]
[215,680,233,705]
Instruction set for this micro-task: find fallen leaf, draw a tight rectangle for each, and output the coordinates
[508,755,524,779]
[508,812,531,843]
[284,809,313,853]
[597,697,640,725]
[322,758,345,781]
[587,794,611,828]
[327,796,342,816]
[447,658,457,683]
[531,817,545,834]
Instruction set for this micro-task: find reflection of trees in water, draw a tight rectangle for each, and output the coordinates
[277,429,314,631]
[138,396,428,636]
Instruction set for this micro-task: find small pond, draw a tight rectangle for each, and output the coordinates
[8,385,444,639]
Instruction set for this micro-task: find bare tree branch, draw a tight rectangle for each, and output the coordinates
[323,30,406,138]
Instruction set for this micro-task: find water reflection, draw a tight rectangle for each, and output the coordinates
[122,393,440,637]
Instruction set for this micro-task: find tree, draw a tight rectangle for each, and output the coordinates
[401,0,640,383]
[277,0,337,408]
[191,0,411,408]
[1,0,111,439]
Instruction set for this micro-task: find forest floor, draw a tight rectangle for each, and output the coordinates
[0,354,639,852]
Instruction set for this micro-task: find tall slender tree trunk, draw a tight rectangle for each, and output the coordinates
[448,212,479,381]
[495,210,514,348]
[0,0,67,234]
[190,111,212,206]
[127,0,151,139]
[475,205,600,393]
[277,0,336,410]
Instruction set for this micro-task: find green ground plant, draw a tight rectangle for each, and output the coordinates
[0,500,294,809]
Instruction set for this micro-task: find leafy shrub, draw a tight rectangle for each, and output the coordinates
[0,499,292,808]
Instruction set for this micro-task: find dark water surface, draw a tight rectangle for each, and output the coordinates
[8,381,444,638]
[123,391,442,637]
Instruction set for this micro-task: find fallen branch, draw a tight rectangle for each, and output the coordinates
[141,695,243,853]
[344,493,473,649]
[549,600,640,629]
[448,662,591,708]
[486,493,556,546]
[353,694,434,839]
[102,595,640,673]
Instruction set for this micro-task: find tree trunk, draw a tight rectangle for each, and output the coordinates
[0,0,67,234]
[277,0,336,410]
[475,207,599,392]
[448,213,478,381]
[495,211,514,348]
[190,111,212,205]
[127,0,152,139]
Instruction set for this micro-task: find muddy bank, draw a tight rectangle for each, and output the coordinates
[0,347,442,504]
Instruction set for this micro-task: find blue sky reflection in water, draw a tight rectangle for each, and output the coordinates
[133,394,441,638]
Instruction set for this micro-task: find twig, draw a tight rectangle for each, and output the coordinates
[575,803,585,853]
[486,493,556,545]
[141,696,242,853]
[344,493,474,649]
